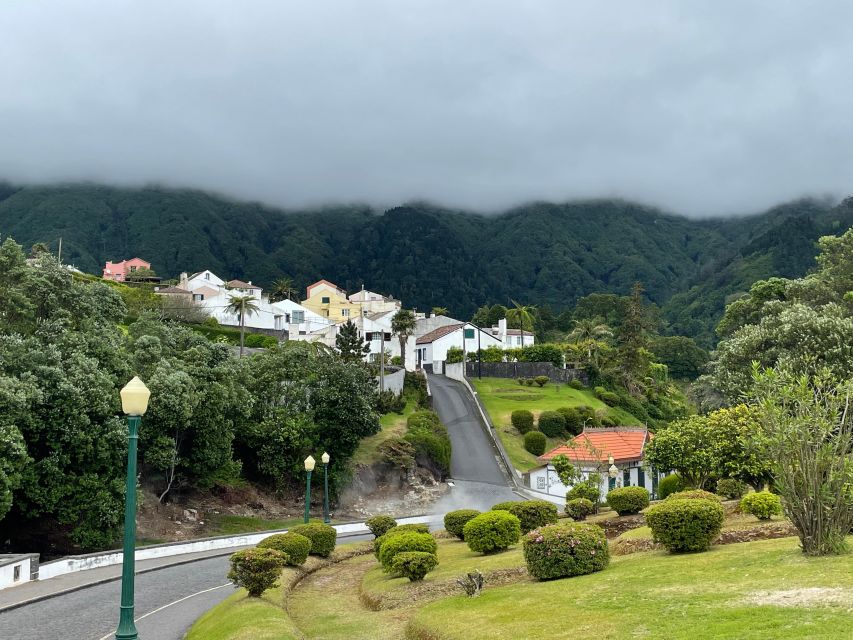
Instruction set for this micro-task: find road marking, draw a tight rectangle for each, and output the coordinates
[95,583,232,640]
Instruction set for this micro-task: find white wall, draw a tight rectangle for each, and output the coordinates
[378,368,406,394]
[0,556,33,590]
[528,463,662,499]
[444,361,465,381]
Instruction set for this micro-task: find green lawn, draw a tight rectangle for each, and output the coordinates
[351,397,418,467]
[410,536,853,640]
[185,585,300,640]
[470,377,637,471]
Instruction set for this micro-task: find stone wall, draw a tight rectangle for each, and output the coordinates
[465,361,588,385]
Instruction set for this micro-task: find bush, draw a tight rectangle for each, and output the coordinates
[463,511,521,553]
[658,473,684,499]
[556,407,583,436]
[599,414,617,427]
[289,522,337,558]
[523,522,609,580]
[606,486,650,516]
[716,478,747,500]
[594,386,620,406]
[525,378,535,386]
[378,532,437,572]
[391,355,402,366]
[444,509,481,540]
[740,491,783,520]
[378,437,416,469]
[517,378,525,386]
[645,498,725,552]
[491,500,559,534]
[227,548,288,597]
[390,551,439,581]
[567,481,600,506]
[666,489,722,503]
[511,410,535,435]
[366,515,397,539]
[537,411,566,438]
[533,375,550,388]
[405,411,451,477]
[523,431,547,456]
[575,405,600,428]
[568,379,585,390]
[565,498,595,521]
[373,523,431,557]
[257,532,311,566]
[446,346,464,364]
[202,316,219,327]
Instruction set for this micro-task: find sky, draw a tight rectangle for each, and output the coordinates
[1,1,852,217]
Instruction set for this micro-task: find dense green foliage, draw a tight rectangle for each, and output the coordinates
[645,498,725,553]
[390,551,439,581]
[716,479,747,500]
[740,491,782,521]
[536,411,566,438]
[657,474,684,499]
[565,498,595,521]
[490,500,558,534]
[463,511,522,554]
[378,532,437,572]
[365,515,397,539]
[403,411,451,478]
[227,548,288,597]
[510,410,534,434]
[523,431,547,456]
[289,523,337,558]
[443,509,481,540]
[665,490,722,503]
[335,320,370,362]
[523,522,609,580]
[567,481,601,507]
[257,532,311,566]
[372,523,431,558]
[606,487,650,516]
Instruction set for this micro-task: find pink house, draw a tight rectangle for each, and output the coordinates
[103,257,151,282]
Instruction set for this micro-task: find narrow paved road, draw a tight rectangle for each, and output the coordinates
[428,374,518,510]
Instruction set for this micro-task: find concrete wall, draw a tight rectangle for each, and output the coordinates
[465,361,588,385]
[378,368,406,395]
[444,361,465,382]
[0,555,37,590]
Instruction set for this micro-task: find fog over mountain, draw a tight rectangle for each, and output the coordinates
[2,2,853,216]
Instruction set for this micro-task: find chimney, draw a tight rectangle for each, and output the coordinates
[179,272,188,288]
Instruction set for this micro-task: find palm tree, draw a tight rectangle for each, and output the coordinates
[431,306,448,317]
[270,277,297,302]
[391,309,417,369]
[226,294,260,357]
[567,318,612,361]
[506,300,536,348]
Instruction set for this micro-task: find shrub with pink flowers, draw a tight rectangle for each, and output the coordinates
[522,522,609,580]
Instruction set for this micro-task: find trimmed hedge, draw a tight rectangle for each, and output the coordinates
[289,522,337,558]
[658,474,684,499]
[740,491,782,520]
[491,500,559,534]
[366,515,397,539]
[565,498,595,521]
[523,522,609,580]
[556,407,583,436]
[463,511,521,554]
[378,532,437,572]
[257,532,311,566]
[645,498,725,552]
[666,489,722,503]
[373,523,431,557]
[537,411,566,438]
[568,379,585,390]
[443,509,481,540]
[716,478,747,500]
[227,548,288,597]
[567,481,600,506]
[524,430,547,456]
[606,486,650,516]
[391,551,439,581]
[533,375,550,387]
[511,410,535,434]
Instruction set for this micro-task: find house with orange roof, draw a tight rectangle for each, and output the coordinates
[525,427,663,500]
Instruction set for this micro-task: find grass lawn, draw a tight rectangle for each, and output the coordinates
[411,536,853,640]
[205,514,306,536]
[470,377,637,471]
[351,397,418,467]
[185,585,300,640]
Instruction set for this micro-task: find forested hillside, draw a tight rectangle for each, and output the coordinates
[1,182,850,345]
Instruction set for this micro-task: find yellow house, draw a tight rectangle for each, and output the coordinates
[302,280,362,323]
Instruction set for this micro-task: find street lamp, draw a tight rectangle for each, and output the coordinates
[115,377,150,640]
[304,455,316,524]
[322,452,331,524]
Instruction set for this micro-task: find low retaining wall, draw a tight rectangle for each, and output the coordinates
[465,361,588,385]
[444,361,465,382]
[378,368,406,395]
[0,555,39,590]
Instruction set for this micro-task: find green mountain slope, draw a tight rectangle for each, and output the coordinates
[0,182,849,344]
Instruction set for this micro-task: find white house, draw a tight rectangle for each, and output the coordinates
[525,427,663,500]
[414,322,502,372]
[348,287,401,315]
[354,310,397,363]
[488,317,536,348]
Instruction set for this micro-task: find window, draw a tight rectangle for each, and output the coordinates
[321,296,330,304]
[637,467,645,489]
[384,332,391,342]
[516,336,523,346]
[623,469,631,487]
[129,265,137,271]
[13,565,21,582]
[193,294,203,301]
[342,308,350,317]
[274,315,283,330]
[205,273,210,280]
[292,310,304,323]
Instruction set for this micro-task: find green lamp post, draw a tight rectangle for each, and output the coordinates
[303,455,315,524]
[321,452,331,524]
[115,376,150,640]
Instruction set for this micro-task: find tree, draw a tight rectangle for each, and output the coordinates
[568,318,612,361]
[617,282,650,391]
[28,242,50,258]
[706,404,771,490]
[643,416,717,489]
[649,335,708,380]
[226,295,260,357]
[506,300,536,346]
[270,277,297,303]
[391,309,416,369]
[336,320,370,363]
[125,266,158,282]
[431,306,448,317]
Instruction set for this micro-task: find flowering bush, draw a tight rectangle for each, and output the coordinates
[523,522,609,580]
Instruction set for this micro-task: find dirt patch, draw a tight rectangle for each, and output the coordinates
[745,588,853,609]
[337,463,449,519]
[597,514,645,539]
[717,521,796,544]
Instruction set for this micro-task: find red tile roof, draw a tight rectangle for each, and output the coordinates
[227,279,259,289]
[416,323,464,345]
[539,427,649,464]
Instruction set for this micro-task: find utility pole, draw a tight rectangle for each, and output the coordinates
[57,237,62,264]
[477,322,482,379]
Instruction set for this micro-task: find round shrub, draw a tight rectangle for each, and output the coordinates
[658,473,684,499]
[390,551,439,581]
[511,410,534,434]
[716,478,747,500]
[533,375,550,388]
[740,491,782,520]
[524,430,547,456]
[645,498,725,552]
[565,498,595,521]
[537,411,566,438]
[491,500,559,534]
[257,532,311,566]
[366,515,397,539]
[227,548,288,597]
[575,405,600,427]
[666,489,722,503]
[523,522,609,580]
[567,481,600,506]
[463,511,521,554]
[606,486,650,516]
[517,377,525,385]
[568,379,585,390]
[378,532,437,571]
[556,407,583,436]
[525,378,535,386]
[443,509,481,540]
[373,523,431,557]
[599,414,617,427]
[289,522,337,558]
